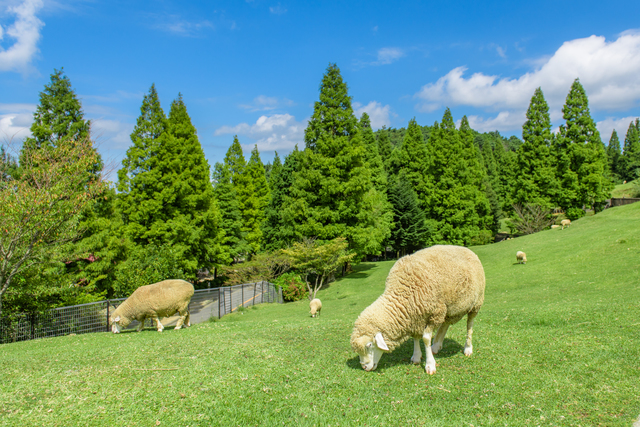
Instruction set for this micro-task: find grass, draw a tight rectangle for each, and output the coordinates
[611,179,640,198]
[1,203,640,426]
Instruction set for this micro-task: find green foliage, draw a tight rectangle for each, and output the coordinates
[218,251,291,286]
[274,272,308,302]
[388,118,430,206]
[212,162,247,262]
[620,119,640,181]
[606,130,622,180]
[506,203,554,235]
[282,64,390,259]
[565,207,586,221]
[243,145,270,254]
[387,173,429,255]
[112,244,187,298]
[359,112,388,194]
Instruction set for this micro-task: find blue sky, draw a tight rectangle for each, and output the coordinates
[1,0,640,176]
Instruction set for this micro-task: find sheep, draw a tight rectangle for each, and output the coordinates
[516,251,527,264]
[109,279,194,333]
[561,219,571,229]
[350,245,485,375]
[550,225,560,229]
[309,298,322,317]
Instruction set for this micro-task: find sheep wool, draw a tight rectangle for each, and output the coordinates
[351,245,485,375]
[310,298,322,317]
[110,279,194,333]
[561,219,571,229]
[516,251,527,264]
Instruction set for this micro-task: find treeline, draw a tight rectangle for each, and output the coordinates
[1,65,638,316]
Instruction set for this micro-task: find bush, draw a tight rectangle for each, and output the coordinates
[274,272,308,302]
[565,208,586,221]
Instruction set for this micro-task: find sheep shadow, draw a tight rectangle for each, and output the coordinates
[345,338,464,371]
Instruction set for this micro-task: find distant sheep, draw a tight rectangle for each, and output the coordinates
[551,225,560,229]
[350,245,485,375]
[561,219,571,229]
[110,279,194,333]
[516,251,527,264]
[309,298,322,318]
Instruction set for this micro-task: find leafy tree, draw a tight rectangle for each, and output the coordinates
[387,173,429,256]
[514,87,559,208]
[620,119,640,181]
[557,79,612,211]
[0,138,105,315]
[424,110,491,245]
[282,64,390,258]
[506,203,554,236]
[243,145,270,254]
[606,130,622,180]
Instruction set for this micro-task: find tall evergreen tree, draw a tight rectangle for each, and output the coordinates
[243,145,270,254]
[212,162,247,263]
[606,130,622,180]
[388,118,430,207]
[282,64,391,258]
[387,173,429,256]
[514,87,559,208]
[223,136,251,256]
[620,119,640,181]
[359,112,387,194]
[557,79,612,210]
[424,109,491,245]
[377,126,393,174]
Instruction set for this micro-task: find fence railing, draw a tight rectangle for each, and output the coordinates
[609,197,640,208]
[0,281,282,345]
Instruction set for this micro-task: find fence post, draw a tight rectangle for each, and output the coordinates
[218,288,222,319]
[106,301,110,333]
[253,282,256,306]
[242,283,244,309]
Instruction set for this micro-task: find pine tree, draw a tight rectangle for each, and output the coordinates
[282,64,391,258]
[424,109,491,245]
[557,79,612,210]
[223,136,252,256]
[606,130,622,180]
[377,126,393,174]
[387,173,429,256]
[243,145,270,254]
[212,162,247,263]
[388,118,430,207]
[620,119,640,181]
[359,112,387,194]
[514,87,559,208]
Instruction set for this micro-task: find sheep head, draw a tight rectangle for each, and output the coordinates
[109,314,131,333]
[351,332,388,371]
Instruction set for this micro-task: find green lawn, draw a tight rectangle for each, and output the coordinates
[611,179,640,198]
[1,202,639,426]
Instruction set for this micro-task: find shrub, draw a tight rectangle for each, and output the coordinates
[274,272,308,302]
[565,208,586,221]
[506,203,554,235]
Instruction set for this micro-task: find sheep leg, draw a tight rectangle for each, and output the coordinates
[411,338,422,364]
[431,323,451,355]
[136,317,145,332]
[185,310,191,327]
[464,311,478,356]
[422,325,437,375]
[152,316,164,332]
[175,309,187,330]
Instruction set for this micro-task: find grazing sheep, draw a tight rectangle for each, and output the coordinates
[310,298,322,317]
[516,251,527,264]
[110,279,194,333]
[350,245,485,375]
[551,225,560,229]
[561,219,571,229]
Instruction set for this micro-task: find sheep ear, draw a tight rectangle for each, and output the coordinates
[114,316,120,322]
[374,332,389,351]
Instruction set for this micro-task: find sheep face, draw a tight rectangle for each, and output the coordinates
[353,333,388,371]
[109,315,130,333]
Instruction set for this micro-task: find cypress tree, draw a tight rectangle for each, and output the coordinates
[514,87,559,208]
[377,126,393,174]
[424,109,491,245]
[359,112,388,194]
[557,79,612,210]
[243,145,270,254]
[261,152,284,251]
[620,119,640,181]
[606,130,622,180]
[223,136,251,256]
[282,63,391,258]
[388,118,430,207]
[387,173,429,256]
[212,162,247,263]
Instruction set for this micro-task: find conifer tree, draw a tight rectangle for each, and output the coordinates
[424,109,491,245]
[359,112,387,194]
[620,119,640,181]
[606,130,622,180]
[557,79,612,210]
[243,145,270,254]
[212,162,247,263]
[388,118,430,207]
[514,87,559,208]
[282,64,390,258]
[223,136,252,255]
[387,173,429,256]
[377,126,393,174]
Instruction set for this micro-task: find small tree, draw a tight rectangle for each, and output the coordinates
[506,203,554,235]
[282,237,355,300]
[0,138,105,315]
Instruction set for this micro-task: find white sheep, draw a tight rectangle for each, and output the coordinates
[309,298,322,317]
[109,279,194,333]
[350,245,485,375]
[550,225,560,229]
[561,219,571,229]
[516,251,527,264]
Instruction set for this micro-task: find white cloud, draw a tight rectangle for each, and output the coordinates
[0,102,34,142]
[239,95,294,112]
[269,3,287,15]
[464,111,527,133]
[353,101,392,130]
[215,113,307,152]
[150,13,214,36]
[374,47,404,65]
[416,31,640,113]
[0,0,44,73]
[597,116,640,144]
[91,119,134,150]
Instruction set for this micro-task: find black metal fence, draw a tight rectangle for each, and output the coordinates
[0,281,281,344]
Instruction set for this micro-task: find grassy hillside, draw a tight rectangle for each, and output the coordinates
[1,203,639,426]
[611,179,640,198]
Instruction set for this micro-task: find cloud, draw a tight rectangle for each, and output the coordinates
[0,0,44,73]
[215,114,307,153]
[416,31,640,113]
[269,3,287,15]
[353,101,393,130]
[150,14,214,36]
[0,102,34,142]
[464,111,527,133]
[597,116,640,144]
[239,95,294,112]
[91,119,134,151]
[374,47,404,65]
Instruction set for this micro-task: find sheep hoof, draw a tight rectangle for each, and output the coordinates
[425,365,436,375]
[464,346,473,356]
[431,343,441,354]
[411,356,421,364]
